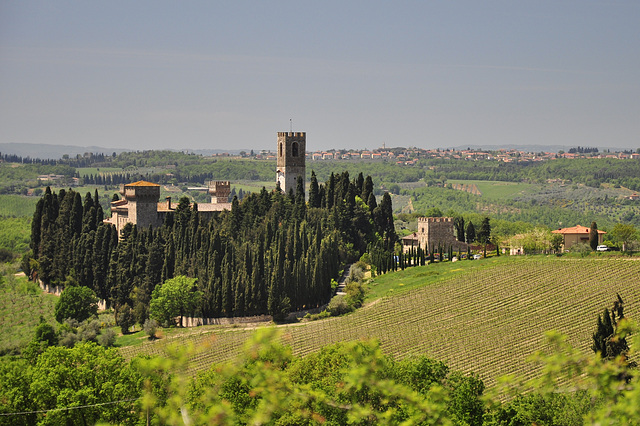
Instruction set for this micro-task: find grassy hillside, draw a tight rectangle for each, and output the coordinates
[0,272,58,355]
[119,256,640,387]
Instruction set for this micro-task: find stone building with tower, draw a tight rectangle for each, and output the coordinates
[105,180,232,234]
[401,217,468,254]
[276,131,306,195]
[106,130,307,234]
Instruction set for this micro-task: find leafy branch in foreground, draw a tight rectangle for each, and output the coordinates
[138,328,484,425]
[486,321,639,425]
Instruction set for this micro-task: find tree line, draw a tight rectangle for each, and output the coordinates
[25,171,396,327]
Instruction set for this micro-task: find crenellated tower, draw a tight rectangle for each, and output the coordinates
[276,131,306,195]
[119,181,162,230]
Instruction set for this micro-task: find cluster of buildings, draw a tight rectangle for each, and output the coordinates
[105,131,306,233]
[253,146,640,165]
[400,218,608,256]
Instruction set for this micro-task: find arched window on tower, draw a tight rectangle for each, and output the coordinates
[292,142,299,157]
[279,143,283,157]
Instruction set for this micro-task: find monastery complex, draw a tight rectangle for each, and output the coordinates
[105,131,307,233]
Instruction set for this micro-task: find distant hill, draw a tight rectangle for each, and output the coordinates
[0,143,243,160]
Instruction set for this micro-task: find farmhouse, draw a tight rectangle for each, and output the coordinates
[552,225,606,250]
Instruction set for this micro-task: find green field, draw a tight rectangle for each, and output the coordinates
[0,216,31,253]
[76,167,125,176]
[230,180,274,195]
[118,256,640,387]
[0,194,39,217]
[447,179,538,200]
[0,272,58,355]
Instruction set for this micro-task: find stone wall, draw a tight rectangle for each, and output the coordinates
[38,280,108,311]
[179,303,329,327]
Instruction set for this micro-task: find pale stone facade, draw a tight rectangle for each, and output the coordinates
[276,132,306,195]
[415,217,468,253]
[105,180,231,233]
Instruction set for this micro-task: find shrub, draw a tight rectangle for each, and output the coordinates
[327,295,352,316]
[346,264,364,284]
[305,310,331,321]
[76,319,101,342]
[117,304,135,334]
[571,243,591,258]
[346,280,366,309]
[143,318,158,339]
[97,329,116,347]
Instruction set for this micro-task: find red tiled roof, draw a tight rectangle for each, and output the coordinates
[126,181,160,187]
[552,225,606,235]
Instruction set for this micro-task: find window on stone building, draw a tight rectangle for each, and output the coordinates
[292,142,299,157]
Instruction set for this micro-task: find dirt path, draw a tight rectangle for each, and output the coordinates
[336,264,351,296]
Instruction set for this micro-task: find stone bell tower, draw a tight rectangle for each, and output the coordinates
[276,131,306,195]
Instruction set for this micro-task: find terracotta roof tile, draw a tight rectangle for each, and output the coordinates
[126,181,160,187]
[552,225,606,234]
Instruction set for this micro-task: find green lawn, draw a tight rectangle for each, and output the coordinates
[230,180,274,195]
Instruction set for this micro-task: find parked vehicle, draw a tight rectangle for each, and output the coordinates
[473,254,482,260]
[596,245,609,252]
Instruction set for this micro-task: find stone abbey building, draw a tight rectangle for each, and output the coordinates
[105,180,231,233]
[105,131,307,233]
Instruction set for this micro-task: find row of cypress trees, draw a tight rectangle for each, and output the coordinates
[27,171,396,325]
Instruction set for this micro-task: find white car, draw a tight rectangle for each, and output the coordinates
[473,254,482,260]
[596,245,609,252]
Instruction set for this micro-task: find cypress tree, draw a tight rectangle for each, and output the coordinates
[308,171,320,208]
[295,176,306,220]
[326,172,335,209]
[592,308,614,357]
[355,172,365,198]
[590,221,599,251]
[466,222,476,244]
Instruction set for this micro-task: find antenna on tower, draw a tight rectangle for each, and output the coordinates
[290,118,292,132]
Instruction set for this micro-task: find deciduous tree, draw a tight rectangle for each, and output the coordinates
[54,286,98,323]
[150,275,202,327]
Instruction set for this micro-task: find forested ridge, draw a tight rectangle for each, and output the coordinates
[25,171,396,325]
[422,157,640,189]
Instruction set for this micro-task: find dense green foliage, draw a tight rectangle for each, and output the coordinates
[150,276,202,326]
[2,324,640,424]
[0,342,141,425]
[29,172,395,324]
[178,330,484,425]
[53,286,99,323]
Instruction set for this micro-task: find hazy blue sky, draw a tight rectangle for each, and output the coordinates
[1,1,638,152]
